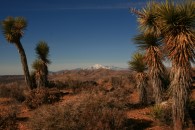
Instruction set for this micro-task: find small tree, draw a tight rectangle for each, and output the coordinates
[32,41,50,87]
[1,17,33,89]
[133,33,167,104]
[32,59,45,88]
[129,53,148,105]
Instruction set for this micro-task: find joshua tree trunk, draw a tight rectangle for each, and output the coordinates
[171,67,190,130]
[36,72,42,88]
[14,41,33,89]
[136,73,148,105]
[151,68,163,104]
[43,64,48,87]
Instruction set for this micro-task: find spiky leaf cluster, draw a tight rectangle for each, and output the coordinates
[2,17,27,43]
[133,34,165,70]
[32,59,44,72]
[157,1,195,67]
[128,53,147,73]
[133,33,162,50]
[35,41,50,64]
[137,1,161,36]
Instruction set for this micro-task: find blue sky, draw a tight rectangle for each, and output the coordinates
[0,0,148,75]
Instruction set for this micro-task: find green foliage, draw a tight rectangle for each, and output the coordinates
[133,33,162,50]
[35,41,50,64]
[157,1,195,38]
[150,104,172,125]
[128,53,147,73]
[1,16,27,43]
[137,1,161,36]
[32,59,44,71]
[32,41,51,88]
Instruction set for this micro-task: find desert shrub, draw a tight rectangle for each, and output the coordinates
[49,80,81,91]
[54,80,98,93]
[0,106,18,130]
[0,82,26,102]
[47,80,67,89]
[111,77,122,87]
[72,81,98,93]
[150,104,172,125]
[28,92,127,130]
[104,86,132,109]
[24,88,61,109]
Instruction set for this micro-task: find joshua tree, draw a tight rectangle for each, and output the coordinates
[35,41,50,87]
[129,53,148,105]
[156,1,195,129]
[133,33,166,104]
[1,17,33,89]
[30,71,37,89]
[133,1,195,129]
[32,59,45,88]
[132,1,161,37]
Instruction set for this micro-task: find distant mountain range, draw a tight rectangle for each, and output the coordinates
[50,64,127,75]
[85,64,126,70]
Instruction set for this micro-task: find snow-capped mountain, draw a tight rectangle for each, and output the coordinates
[105,65,126,70]
[85,64,126,70]
[50,64,127,75]
[86,64,109,70]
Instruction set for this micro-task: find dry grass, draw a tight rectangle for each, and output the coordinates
[2,70,194,129]
[0,82,26,102]
[149,104,172,125]
[24,88,61,109]
[27,91,127,130]
[0,104,19,130]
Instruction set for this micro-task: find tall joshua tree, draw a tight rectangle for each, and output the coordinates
[129,53,148,105]
[35,41,50,87]
[133,1,195,129]
[1,17,33,89]
[134,34,166,104]
[156,1,195,129]
[132,2,167,104]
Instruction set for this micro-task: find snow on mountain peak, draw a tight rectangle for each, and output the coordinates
[85,64,126,70]
[87,64,108,70]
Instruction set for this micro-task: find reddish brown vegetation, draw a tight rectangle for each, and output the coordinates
[0,69,194,129]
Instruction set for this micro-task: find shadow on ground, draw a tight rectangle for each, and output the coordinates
[125,118,153,130]
[126,103,153,110]
[16,117,28,122]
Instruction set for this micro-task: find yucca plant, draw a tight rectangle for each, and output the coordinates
[129,53,148,105]
[135,1,161,37]
[35,41,51,87]
[134,33,167,104]
[32,59,45,88]
[133,1,195,129]
[1,17,33,89]
[30,71,37,89]
[156,1,195,129]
